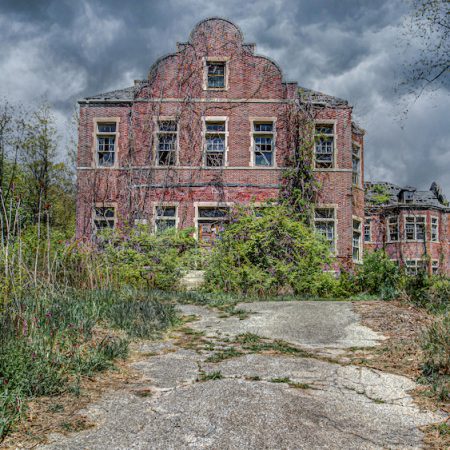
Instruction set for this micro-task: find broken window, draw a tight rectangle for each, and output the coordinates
[352,219,362,262]
[388,216,399,242]
[206,61,226,88]
[93,206,115,231]
[197,207,230,243]
[205,121,226,167]
[157,120,177,166]
[96,122,117,167]
[352,143,361,186]
[314,208,336,253]
[253,122,274,166]
[155,206,177,232]
[405,216,425,241]
[314,124,334,169]
[431,217,439,242]
[364,218,371,242]
[405,259,426,275]
[431,260,439,275]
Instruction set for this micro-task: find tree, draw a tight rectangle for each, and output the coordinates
[402,0,449,97]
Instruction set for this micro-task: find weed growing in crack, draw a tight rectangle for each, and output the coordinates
[235,333,262,344]
[205,347,243,363]
[270,377,291,383]
[198,371,223,381]
[288,382,313,390]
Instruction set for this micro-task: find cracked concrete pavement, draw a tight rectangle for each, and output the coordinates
[40,302,446,450]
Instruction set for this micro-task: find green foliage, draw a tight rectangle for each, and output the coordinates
[204,205,332,296]
[356,250,402,300]
[97,226,199,290]
[367,184,391,205]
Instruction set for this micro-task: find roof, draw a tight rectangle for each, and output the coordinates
[365,181,449,211]
[79,85,137,103]
[298,87,349,107]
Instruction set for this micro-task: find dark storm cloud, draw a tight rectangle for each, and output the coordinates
[0,0,448,193]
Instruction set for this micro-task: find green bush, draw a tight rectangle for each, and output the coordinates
[203,205,332,296]
[357,250,402,299]
[422,277,450,314]
[98,226,199,290]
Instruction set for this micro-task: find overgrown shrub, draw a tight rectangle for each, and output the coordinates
[97,226,199,290]
[203,205,332,296]
[356,250,402,300]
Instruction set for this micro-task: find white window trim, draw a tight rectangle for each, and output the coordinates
[431,216,439,242]
[352,216,363,263]
[202,116,229,168]
[92,117,120,169]
[313,120,337,170]
[203,57,230,91]
[404,214,427,242]
[249,117,277,167]
[387,216,399,243]
[152,116,180,166]
[152,202,179,232]
[404,258,428,275]
[351,141,362,187]
[193,201,233,241]
[313,204,338,256]
[92,202,117,233]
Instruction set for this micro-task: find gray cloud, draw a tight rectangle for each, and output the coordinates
[0,0,448,193]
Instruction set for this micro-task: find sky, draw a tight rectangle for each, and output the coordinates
[0,0,448,194]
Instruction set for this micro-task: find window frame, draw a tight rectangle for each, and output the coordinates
[313,205,338,255]
[202,117,229,168]
[154,117,179,167]
[194,202,233,242]
[404,215,426,242]
[364,218,372,243]
[352,142,361,186]
[92,118,120,168]
[203,57,230,91]
[92,203,116,233]
[431,216,439,242]
[249,117,277,167]
[352,217,363,263]
[431,260,439,275]
[405,259,427,275]
[387,216,399,242]
[314,121,336,170]
[153,202,179,233]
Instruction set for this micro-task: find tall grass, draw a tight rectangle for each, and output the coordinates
[0,287,180,440]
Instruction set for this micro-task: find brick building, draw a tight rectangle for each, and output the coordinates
[365,182,450,275]
[76,17,366,266]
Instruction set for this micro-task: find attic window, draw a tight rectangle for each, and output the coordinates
[403,191,414,203]
[206,61,226,89]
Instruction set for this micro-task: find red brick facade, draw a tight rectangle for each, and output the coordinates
[77,18,365,266]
